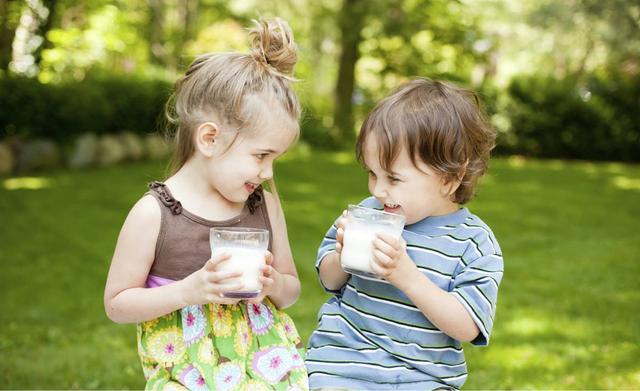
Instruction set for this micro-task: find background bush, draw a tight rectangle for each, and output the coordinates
[0,76,172,142]
[2,71,639,161]
[502,70,640,161]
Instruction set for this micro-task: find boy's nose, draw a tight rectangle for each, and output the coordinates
[372,183,387,198]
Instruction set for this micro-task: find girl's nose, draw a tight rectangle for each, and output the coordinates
[258,165,273,181]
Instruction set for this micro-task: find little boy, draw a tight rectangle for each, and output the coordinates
[305,78,503,389]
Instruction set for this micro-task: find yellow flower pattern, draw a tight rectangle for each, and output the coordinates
[234,319,252,357]
[209,304,233,337]
[144,326,186,364]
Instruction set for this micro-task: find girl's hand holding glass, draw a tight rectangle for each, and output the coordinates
[181,252,245,306]
[247,250,276,304]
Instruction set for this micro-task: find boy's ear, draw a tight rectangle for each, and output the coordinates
[441,162,467,198]
[195,122,220,157]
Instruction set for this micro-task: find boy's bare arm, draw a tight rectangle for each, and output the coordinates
[402,272,480,342]
[318,251,349,291]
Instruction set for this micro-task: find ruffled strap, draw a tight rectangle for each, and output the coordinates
[148,181,183,215]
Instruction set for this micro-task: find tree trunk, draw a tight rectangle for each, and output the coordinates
[0,0,21,71]
[174,0,198,69]
[148,0,166,67]
[333,0,367,144]
[32,0,56,68]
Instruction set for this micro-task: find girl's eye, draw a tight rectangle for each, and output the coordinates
[368,170,377,178]
[388,176,401,183]
[255,153,268,160]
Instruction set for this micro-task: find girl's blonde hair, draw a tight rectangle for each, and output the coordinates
[164,17,301,198]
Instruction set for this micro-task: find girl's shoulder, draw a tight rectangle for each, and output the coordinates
[124,193,162,230]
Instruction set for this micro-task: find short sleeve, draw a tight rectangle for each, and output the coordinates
[451,253,503,346]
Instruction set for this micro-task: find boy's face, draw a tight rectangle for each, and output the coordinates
[363,137,460,225]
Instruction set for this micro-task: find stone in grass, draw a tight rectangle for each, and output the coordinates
[145,133,170,160]
[119,131,146,161]
[16,139,61,172]
[97,134,127,167]
[67,133,98,169]
[0,142,15,175]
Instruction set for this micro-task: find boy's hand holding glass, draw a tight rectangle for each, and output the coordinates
[333,210,348,255]
[371,232,417,289]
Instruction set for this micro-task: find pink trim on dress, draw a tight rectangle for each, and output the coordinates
[146,274,176,288]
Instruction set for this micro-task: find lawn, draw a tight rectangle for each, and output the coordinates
[1,150,639,389]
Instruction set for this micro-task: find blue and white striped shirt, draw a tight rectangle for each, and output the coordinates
[305,197,504,390]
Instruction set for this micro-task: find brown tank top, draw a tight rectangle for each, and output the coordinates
[145,181,273,281]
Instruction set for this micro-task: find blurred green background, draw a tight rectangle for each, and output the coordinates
[0,0,639,389]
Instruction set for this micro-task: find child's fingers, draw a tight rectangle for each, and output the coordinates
[259,265,273,277]
[376,232,401,249]
[373,248,393,267]
[336,227,344,243]
[206,252,232,270]
[369,258,390,278]
[259,276,274,286]
[214,282,244,295]
[264,250,274,265]
[373,237,396,256]
[207,270,242,283]
[335,242,342,254]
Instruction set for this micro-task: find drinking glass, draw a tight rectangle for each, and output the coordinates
[340,205,405,278]
[210,227,269,299]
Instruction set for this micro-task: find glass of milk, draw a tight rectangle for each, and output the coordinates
[209,227,269,299]
[340,205,405,278]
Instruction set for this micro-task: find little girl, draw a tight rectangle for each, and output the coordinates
[305,78,504,389]
[104,18,308,390]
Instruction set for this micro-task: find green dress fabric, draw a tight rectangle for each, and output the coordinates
[137,299,308,390]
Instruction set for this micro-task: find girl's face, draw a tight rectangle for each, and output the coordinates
[207,112,297,204]
[363,137,460,225]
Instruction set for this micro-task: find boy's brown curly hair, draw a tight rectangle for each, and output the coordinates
[356,78,496,204]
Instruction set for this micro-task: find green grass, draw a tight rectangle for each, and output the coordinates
[1,151,639,389]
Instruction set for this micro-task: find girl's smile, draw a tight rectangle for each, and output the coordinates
[245,181,259,194]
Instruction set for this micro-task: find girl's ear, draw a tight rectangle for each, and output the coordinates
[195,122,220,157]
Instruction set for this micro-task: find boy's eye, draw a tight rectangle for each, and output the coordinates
[255,153,268,160]
[388,176,401,183]
[368,170,377,178]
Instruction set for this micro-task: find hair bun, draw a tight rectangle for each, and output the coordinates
[249,17,298,76]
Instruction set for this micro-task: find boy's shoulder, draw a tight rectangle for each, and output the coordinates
[450,210,502,257]
[405,208,502,258]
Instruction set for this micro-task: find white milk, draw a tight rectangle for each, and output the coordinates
[341,221,400,276]
[211,246,265,294]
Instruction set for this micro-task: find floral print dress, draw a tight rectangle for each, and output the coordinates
[137,299,308,390]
